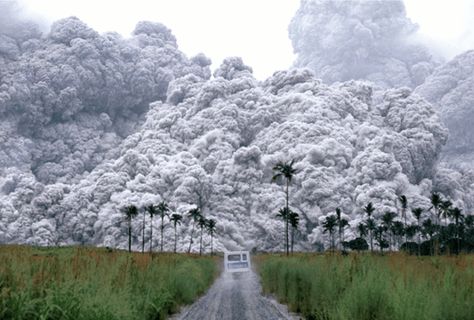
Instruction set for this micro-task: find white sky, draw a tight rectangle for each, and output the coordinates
[18,0,474,80]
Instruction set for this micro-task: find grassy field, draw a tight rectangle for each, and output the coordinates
[256,253,474,320]
[0,245,219,320]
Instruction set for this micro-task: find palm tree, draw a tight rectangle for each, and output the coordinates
[170,213,183,253]
[141,207,146,253]
[322,215,338,251]
[440,200,453,227]
[206,218,217,255]
[363,203,375,252]
[430,192,442,225]
[276,207,291,253]
[357,222,367,239]
[187,207,201,253]
[336,208,349,251]
[366,218,377,253]
[198,215,207,255]
[422,218,436,255]
[272,159,297,256]
[412,207,423,255]
[123,205,138,253]
[145,204,157,253]
[450,207,464,254]
[430,192,442,255]
[391,221,405,250]
[289,210,300,254]
[398,195,408,244]
[157,201,170,252]
[381,211,396,251]
[374,225,388,254]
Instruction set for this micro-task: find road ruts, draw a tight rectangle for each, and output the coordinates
[171,269,297,320]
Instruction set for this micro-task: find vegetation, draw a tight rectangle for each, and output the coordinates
[170,213,183,253]
[123,205,139,253]
[272,159,297,256]
[257,253,474,320]
[0,245,218,320]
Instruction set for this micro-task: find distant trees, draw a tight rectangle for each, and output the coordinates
[119,202,218,255]
[363,202,375,252]
[123,205,138,253]
[272,159,297,256]
[289,211,300,254]
[206,219,217,255]
[322,215,337,251]
[198,215,207,255]
[187,207,201,253]
[157,201,170,252]
[170,213,183,253]
[332,192,474,256]
[145,204,157,253]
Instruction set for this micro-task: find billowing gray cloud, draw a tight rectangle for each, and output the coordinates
[289,0,441,88]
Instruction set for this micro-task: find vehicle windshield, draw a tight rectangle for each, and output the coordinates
[228,254,241,261]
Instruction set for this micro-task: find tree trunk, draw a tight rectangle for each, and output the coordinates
[291,227,294,254]
[149,216,153,253]
[142,211,145,253]
[187,222,195,253]
[174,224,177,253]
[211,233,214,256]
[128,218,132,253]
[417,221,421,256]
[403,209,407,245]
[199,227,203,256]
[285,179,289,256]
[160,216,164,252]
[370,232,373,253]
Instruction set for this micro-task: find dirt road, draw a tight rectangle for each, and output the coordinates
[171,269,297,320]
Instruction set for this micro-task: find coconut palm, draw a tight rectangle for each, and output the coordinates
[197,215,207,255]
[430,192,442,255]
[450,207,464,254]
[157,201,170,252]
[381,211,396,250]
[391,221,405,250]
[422,218,436,255]
[272,159,297,256]
[289,210,300,254]
[322,215,338,251]
[398,195,408,244]
[206,218,217,255]
[145,204,157,253]
[170,213,183,253]
[412,207,423,255]
[141,207,146,253]
[187,207,201,253]
[123,205,138,253]
[366,218,377,253]
[276,207,291,253]
[430,192,442,225]
[336,208,349,251]
[357,222,367,239]
[363,203,376,252]
[374,225,389,254]
[440,200,453,227]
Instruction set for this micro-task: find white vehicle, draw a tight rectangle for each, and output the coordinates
[224,251,251,273]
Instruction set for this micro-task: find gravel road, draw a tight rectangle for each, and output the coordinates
[171,269,298,320]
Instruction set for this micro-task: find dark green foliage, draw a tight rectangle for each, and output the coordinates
[346,238,369,251]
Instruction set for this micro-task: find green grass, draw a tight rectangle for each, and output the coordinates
[256,253,474,320]
[0,245,219,320]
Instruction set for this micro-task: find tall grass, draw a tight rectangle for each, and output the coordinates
[0,245,218,320]
[257,253,474,320]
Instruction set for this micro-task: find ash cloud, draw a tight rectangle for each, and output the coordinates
[289,0,442,88]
